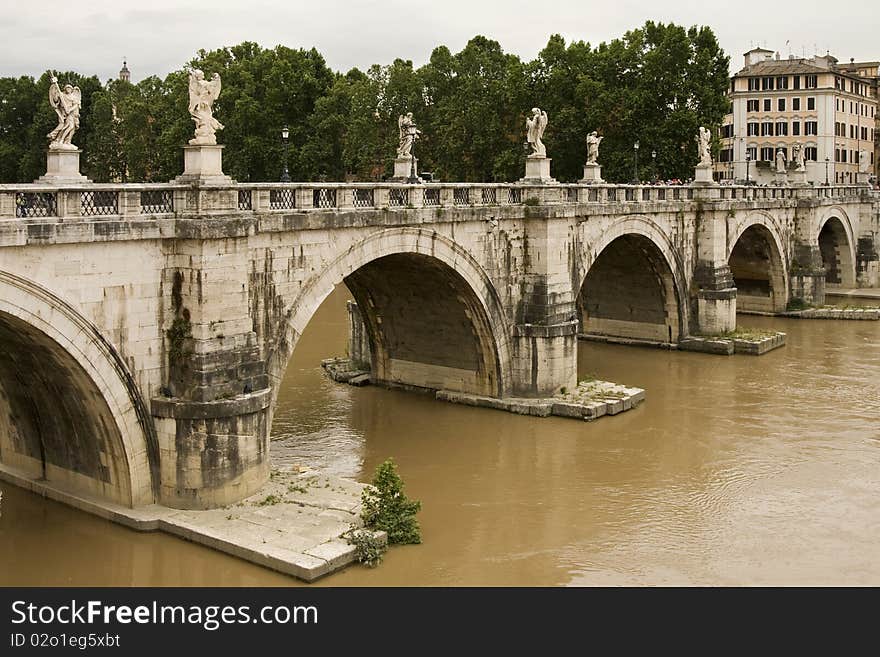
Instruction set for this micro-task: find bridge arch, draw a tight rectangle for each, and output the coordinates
[267,227,511,407]
[816,207,856,287]
[0,271,156,507]
[576,216,688,344]
[727,211,789,313]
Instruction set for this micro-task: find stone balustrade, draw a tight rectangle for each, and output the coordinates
[0,181,873,221]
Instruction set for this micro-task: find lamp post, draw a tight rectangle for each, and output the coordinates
[633,140,640,183]
[825,157,830,185]
[745,153,751,184]
[407,117,420,184]
[280,125,290,183]
[652,149,657,182]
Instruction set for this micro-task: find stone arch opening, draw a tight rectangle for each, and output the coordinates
[577,234,682,344]
[343,253,502,397]
[266,229,510,422]
[728,224,787,313]
[818,217,855,287]
[0,274,156,507]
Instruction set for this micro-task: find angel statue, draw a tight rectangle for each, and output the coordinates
[526,107,548,158]
[187,69,224,145]
[775,148,787,174]
[792,143,806,172]
[47,77,81,150]
[397,112,421,158]
[586,131,603,164]
[859,149,870,173]
[696,126,712,167]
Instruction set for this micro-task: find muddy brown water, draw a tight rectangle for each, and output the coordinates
[2,286,879,586]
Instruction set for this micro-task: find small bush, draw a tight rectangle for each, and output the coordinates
[524,196,540,206]
[361,458,421,545]
[346,526,386,567]
[786,297,810,311]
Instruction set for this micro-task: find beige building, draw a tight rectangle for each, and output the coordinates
[716,48,878,184]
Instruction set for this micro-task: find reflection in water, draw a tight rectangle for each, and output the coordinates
[2,285,879,586]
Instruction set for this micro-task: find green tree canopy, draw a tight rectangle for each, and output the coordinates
[0,23,729,184]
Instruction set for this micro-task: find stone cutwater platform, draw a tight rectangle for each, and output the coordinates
[438,379,645,421]
[781,308,879,320]
[0,464,383,582]
[679,331,786,356]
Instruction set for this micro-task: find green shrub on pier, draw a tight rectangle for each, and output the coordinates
[361,458,421,545]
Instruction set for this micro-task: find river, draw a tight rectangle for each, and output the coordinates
[2,286,879,586]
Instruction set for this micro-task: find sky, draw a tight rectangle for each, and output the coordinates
[2,0,878,82]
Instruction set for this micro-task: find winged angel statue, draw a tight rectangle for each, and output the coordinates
[397,112,421,158]
[47,77,81,149]
[187,69,224,145]
[526,107,548,158]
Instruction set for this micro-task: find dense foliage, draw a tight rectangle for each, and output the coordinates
[361,458,421,545]
[0,23,729,183]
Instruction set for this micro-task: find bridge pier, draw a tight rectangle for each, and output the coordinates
[511,322,578,397]
[151,240,272,509]
[790,242,826,306]
[693,264,737,333]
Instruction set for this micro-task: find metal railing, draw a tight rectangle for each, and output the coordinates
[1,181,872,222]
[15,192,56,218]
[238,189,252,211]
[81,190,118,216]
[140,190,173,214]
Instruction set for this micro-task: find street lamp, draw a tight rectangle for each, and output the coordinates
[824,157,830,186]
[652,149,657,182]
[745,153,751,184]
[280,125,291,183]
[633,140,640,183]
[406,115,421,184]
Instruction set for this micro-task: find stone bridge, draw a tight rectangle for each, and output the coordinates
[0,180,877,511]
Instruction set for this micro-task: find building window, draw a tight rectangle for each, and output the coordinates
[804,146,817,161]
[835,149,840,162]
[776,76,788,90]
[807,97,815,111]
[792,121,800,136]
[760,147,774,161]
[793,75,800,90]
[792,98,800,111]
[747,122,759,136]
[776,121,788,136]
[805,74,817,89]
[762,76,775,90]
[748,77,760,91]
[778,98,786,111]
[761,122,774,136]
[763,98,772,111]
[805,121,818,135]
[747,146,758,161]
[747,99,759,112]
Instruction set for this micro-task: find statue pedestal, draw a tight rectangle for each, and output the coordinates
[392,156,418,181]
[856,172,871,186]
[521,156,556,184]
[692,164,715,186]
[35,148,90,184]
[173,145,234,185]
[789,169,808,186]
[774,172,789,186]
[579,163,604,184]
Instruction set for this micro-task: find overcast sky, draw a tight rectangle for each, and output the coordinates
[2,0,878,82]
